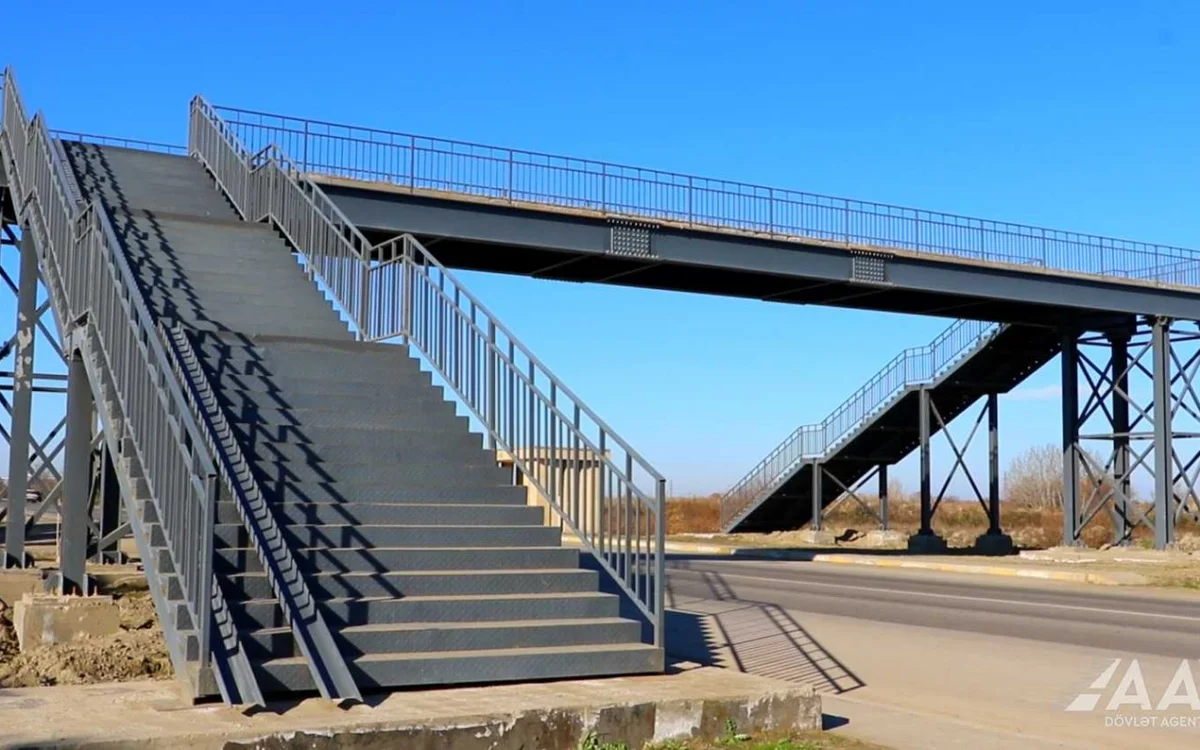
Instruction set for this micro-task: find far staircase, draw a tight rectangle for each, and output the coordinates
[721,320,1062,532]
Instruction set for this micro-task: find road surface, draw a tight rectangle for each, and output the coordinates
[664,556,1200,749]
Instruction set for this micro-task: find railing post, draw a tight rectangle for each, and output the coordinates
[358,257,370,341]
[486,320,497,449]
[198,474,217,667]
[409,136,416,192]
[654,477,666,648]
[401,237,414,339]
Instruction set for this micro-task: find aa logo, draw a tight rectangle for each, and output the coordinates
[1066,659,1200,712]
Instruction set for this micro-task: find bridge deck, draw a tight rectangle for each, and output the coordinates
[316,175,1200,326]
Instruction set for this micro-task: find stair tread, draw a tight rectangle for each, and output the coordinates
[224,568,589,579]
[224,545,564,552]
[262,642,658,667]
[252,616,634,637]
[215,523,544,530]
[240,591,612,605]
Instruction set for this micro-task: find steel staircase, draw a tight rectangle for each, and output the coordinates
[721,321,1062,532]
[1,68,664,703]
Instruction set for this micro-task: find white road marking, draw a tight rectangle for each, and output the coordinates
[669,568,1200,623]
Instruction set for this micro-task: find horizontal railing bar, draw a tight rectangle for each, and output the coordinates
[49,129,187,155]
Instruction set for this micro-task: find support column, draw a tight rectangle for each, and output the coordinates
[96,445,122,563]
[60,352,93,595]
[1061,331,1082,546]
[878,464,889,531]
[810,462,823,532]
[4,230,37,569]
[918,387,932,534]
[1109,331,1132,545]
[907,388,947,552]
[987,393,1001,534]
[1152,318,1175,550]
[974,392,1014,554]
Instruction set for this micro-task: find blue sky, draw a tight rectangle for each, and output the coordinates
[4,1,1199,495]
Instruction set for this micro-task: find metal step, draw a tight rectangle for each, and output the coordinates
[212,387,453,415]
[215,546,579,573]
[215,501,541,526]
[239,432,488,462]
[246,457,505,487]
[170,316,351,340]
[232,591,621,630]
[220,401,462,430]
[254,477,517,505]
[208,374,444,399]
[234,436,495,467]
[223,568,599,601]
[255,643,664,692]
[244,617,641,660]
[213,524,561,550]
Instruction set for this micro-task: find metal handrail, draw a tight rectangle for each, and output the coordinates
[49,129,187,156]
[1,69,220,686]
[719,318,1000,528]
[190,97,668,645]
[212,104,1200,288]
[373,235,667,635]
[164,324,360,703]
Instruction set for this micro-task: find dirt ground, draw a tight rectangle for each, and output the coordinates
[0,592,171,688]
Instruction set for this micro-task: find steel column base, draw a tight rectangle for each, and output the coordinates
[906,531,948,554]
[973,532,1015,556]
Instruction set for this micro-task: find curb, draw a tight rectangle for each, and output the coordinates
[661,540,1142,585]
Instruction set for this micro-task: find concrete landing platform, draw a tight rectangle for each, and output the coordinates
[0,667,819,749]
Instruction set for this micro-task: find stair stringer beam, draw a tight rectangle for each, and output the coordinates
[164,323,362,704]
[12,192,261,704]
[74,326,262,705]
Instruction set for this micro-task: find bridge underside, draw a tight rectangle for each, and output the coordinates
[320,181,1200,327]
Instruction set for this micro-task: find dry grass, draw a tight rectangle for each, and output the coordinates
[667,494,723,534]
[665,493,1200,549]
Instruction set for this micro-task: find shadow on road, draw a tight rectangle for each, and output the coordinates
[664,569,865,695]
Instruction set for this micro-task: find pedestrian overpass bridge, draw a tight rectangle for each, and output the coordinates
[2,66,1198,706]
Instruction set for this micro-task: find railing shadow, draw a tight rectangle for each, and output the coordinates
[663,568,865,695]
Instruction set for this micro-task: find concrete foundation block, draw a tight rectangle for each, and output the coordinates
[974,532,1016,556]
[13,593,119,652]
[0,568,44,607]
[794,529,837,546]
[862,529,908,547]
[907,532,949,554]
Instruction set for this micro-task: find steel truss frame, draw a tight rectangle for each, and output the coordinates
[1064,318,1200,549]
[914,390,1002,539]
[811,464,885,530]
[0,213,123,584]
[809,390,1002,538]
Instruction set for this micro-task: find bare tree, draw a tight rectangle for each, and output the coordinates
[1004,444,1063,508]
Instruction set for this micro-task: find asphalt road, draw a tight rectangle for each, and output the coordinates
[666,556,1200,659]
[664,557,1200,749]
